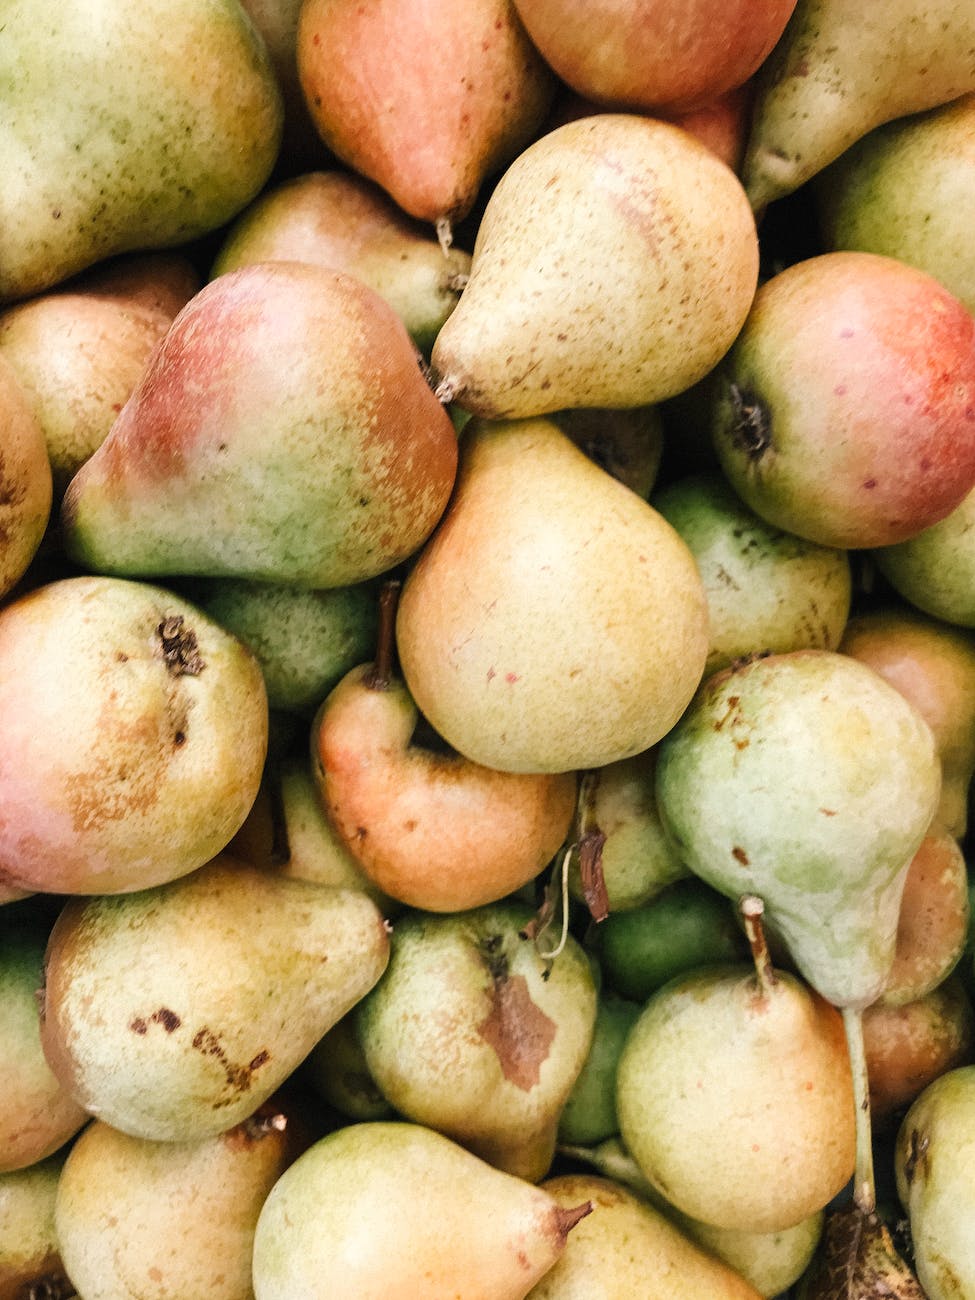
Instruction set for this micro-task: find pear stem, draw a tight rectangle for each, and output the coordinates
[435,215,454,254]
[740,895,777,993]
[364,579,401,691]
[842,1005,876,1216]
[535,842,574,963]
[555,1201,594,1240]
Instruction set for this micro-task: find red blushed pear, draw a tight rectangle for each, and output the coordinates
[512,0,794,115]
[312,583,577,912]
[709,251,975,551]
[60,262,457,589]
[296,0,556,241]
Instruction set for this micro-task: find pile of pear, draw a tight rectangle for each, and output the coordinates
[5,0,975,1296]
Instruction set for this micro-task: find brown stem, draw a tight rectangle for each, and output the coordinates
[555,1200,594,1241]
[843,1005,877,1216]
[576,770,609,923]
[364,580,401,690]
[739,895,777,993]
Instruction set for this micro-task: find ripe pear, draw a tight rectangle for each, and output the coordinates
[0,575,267,896]
[212,170,472,355]
[396,417,709,774]
[817,94,975,315]
[40,856,391,1141]
[0,1156,67,1300]
[655,473,852,675]
[297,0,555,233]
[357,902,597,1182]
[253,1122,591,1299]
[896,1065,975,1298]
[742,0,975,211]
[655,650,942,1010]
[0,353,51,600]
[55,1105,301,1300]
[61,262,458,589]
[876,486,975,628]
[432,114,758,419]
[0,0,282,301]
[526,1173,764,1299]
[840,606,975,839]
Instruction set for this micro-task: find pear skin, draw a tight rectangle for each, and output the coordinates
[0,0,282,300]
[212,170,472,354]
[396,417,709,774]
[742,0,975,210]
[61,263,458,589]
[252,1121,589,1300]
[0,575,268,896]
[297,0,556,229]
[0,1157,67,1300]
[552,405,664,500]
[876,486,975,628]
[55,1104,301,1300]
[0,353,51,600]
[432,114,759,419]
[40,856,391,1141]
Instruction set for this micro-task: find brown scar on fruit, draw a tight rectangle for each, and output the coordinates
[903,1128,930,1186]
[155,614,205,676]
[476,948,556,1091]
[732,846,750,865]
[191,1025,271,1102]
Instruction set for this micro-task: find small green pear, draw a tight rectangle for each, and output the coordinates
[303,1012,394,1123]
[252,1121,590,1299]
[0,1156,68,1300]
[40,856,391,1141]
[876,486,975,628]
[0,0,282,300]
[557,994,641,1147]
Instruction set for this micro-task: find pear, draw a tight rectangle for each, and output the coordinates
[252,1121,591,1300]
[896,1064,975,1298]
[431,114,759,419]
[237,0,321,170]
[55,1105,301,1300]
[0,353,51,601]
[39,855,391,1141]
[742,0,975,211]
[0,575,268,896]
[876,486,975,628]
[212,170,472,354]
[654,473,852,676]
[356,902,597,1182]
[552,405,664,500]
[0,253,199,502]
[655,650,941,1010]
[816,94,975,315]
[296,0,556,234]
[396,417,709,774]
[0,0,282,301]
[557,994,642,1147]
[0,1156,68,1300]
[840,606,975,839]
[303,1012,394,1122]
[61,262,458,589]
[526,1173,764,1299]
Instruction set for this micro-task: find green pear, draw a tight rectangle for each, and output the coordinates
[655,650,942,1010]
[816,94,975,315]
[303,1012,394,1122]
[55,1105,301,1300]
[357,902,597,1182]
[557,994,641,1147]
[876,486,975,628]
[252,1121,590,1299]
[396,417,709,774]
[742,0,975,210]
[896,1065,975,1298]
[526,1173,763,1299]
[0,353,51,601]
[654,473,852,676]
[40,856,391,1141]
[0,575,268,895]
[0,0,282,301]
[551,405,664,500]
[212,170,472,355]
[431,114,758,419]
[61,262,458,589]
[0,1156,68,1300]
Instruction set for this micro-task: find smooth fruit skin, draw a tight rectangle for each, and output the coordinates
[876,485,975,629]
[0,353,51,600]
[710,252,975,550]
[0,1158,66,1300]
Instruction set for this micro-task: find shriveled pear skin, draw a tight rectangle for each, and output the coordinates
[40,857,391,1141]
[0,0,282,301]
[252,1121,581,1300]
[0,353,51,601]
[396,418,709,774]
[743,0,975,210]
[0,575,268,895]
[431,114,758,419]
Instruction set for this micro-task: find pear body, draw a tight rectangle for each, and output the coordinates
[616,964,856,1232]
[876,486,975,628]
[252,1121,580,1299]
[743,0,975,209]
[655,650,941,1009]
[0,1158,66,1300]
[40,858,390,1141]
[0,0,281,300]
[432,114,758,419]
[896,1065,975,1299]
[396,418,709,774]
[0,354,51,600]
[62,263,457,589]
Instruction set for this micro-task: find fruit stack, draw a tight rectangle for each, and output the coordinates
[2,0,975,1296]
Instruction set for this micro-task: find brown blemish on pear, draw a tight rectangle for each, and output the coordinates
[476,946,557,1092]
